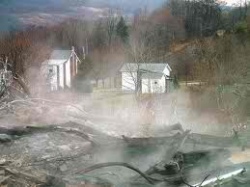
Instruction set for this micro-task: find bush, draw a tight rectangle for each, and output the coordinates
[235,21,248,33]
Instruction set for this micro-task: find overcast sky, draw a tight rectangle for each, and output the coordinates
[224,0,249,6]
[0,0,248,32]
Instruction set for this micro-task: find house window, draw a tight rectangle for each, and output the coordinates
[48,67,54,78]
[154,81,158,84]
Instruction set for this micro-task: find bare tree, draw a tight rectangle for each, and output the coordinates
[0,27,54,97]
[55,19,92,51]
[105,8,121,51]
[125,33,155,95]
[190,35,250,125]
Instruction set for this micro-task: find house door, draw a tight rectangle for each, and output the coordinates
[152,80,160,93]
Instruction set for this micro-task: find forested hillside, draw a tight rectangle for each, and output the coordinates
[0,0,166,31]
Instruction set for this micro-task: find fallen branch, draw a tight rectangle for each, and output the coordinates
[0,99,37,112]
[0,97,87,114]
[75,161,211,187]
[24,150,92,167]
[27,98,87,114]
[0,125,97,145]
[0,166,46,184]
[0,166,66,186]
[14,74,30,96]
[181,174,210,187]
[75,162,157,184]
[131,130,191,180]
[122,130,190,147]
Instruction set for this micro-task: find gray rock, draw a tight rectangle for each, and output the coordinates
[0,134,12,142]
[59,164,68,172]
[0,170,5,175]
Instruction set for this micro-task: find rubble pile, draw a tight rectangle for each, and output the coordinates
[0,95,249,187]
[0,115,249,187]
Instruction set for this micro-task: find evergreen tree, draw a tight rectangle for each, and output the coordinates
[116,16,129,43]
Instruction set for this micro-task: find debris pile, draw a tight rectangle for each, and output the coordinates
[0,117,250,187]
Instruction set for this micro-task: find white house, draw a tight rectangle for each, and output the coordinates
[120,63,172,93]
[43,47,81,91]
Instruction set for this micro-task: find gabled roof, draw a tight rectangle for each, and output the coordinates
[120,63,171,73]
[47,50,72,66]
[46,49,81,66]
[50,50,72,60]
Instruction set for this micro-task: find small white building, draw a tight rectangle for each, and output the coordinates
[43,47,81,91]
[120,63,172,93]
